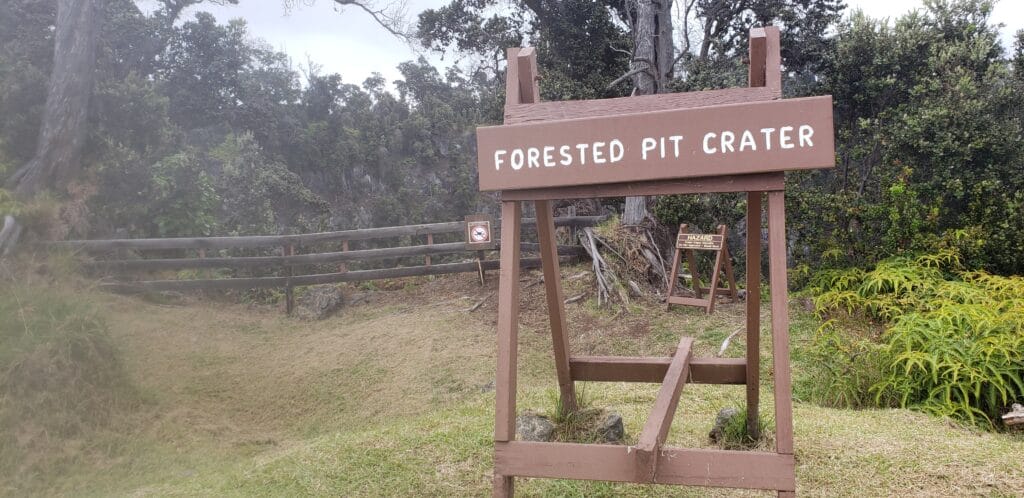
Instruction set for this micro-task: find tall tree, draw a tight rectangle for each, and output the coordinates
[4,0,238,196]
[622,0,674,224]
[5,0,99,195]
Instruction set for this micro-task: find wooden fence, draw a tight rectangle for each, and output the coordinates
[60,215,604,312]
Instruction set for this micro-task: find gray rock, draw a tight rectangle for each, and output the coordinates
[347,292,372,306]
[516,412,555,442]
[296,285,344,320]
[709,407,740,443]
[597,412,624,443]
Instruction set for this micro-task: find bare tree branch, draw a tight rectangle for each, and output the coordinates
[606,67,647,90]
[332,0,411,40]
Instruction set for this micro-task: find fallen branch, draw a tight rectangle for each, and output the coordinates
[564,293,586,304]
[717,327,743,357]
[0,215,21,258]
[578,227,620,306]
[718,312,769,356]
[644,229,669,287]
[465,291,495,312]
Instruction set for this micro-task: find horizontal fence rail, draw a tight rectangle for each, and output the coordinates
[100,257,550,293]
[65,215,605,312]
[84,241,583,272]
[57,216,605,252]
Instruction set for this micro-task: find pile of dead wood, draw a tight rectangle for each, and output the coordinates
[577,220,668,307]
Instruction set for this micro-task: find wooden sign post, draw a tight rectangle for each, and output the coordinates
[666,223,738,314]
[479,26,833,497]
[465,214,496,284]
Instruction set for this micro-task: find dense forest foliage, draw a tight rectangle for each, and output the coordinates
[1,0,1023,275]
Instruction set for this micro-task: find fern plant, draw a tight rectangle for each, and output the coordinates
[809,250,1024,427]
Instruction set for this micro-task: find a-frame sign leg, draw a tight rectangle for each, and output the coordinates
[705,225,726,314]
[767,190,795,494]
[719,225,739,301]
[494,200,522,497]
[745,192,762,440]
[535,199,577,414]
[665,226,682,310]
[511,43,578,416]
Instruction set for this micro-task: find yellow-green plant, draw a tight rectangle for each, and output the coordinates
[810,251,1024,427]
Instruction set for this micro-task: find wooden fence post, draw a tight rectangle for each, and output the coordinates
[285,244,295,315]
[425,233,433,267]
[339,240,349,273]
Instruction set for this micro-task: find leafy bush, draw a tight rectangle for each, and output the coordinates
[93,146,218,238]
[796,318,888,410]
[807,252,1024,427]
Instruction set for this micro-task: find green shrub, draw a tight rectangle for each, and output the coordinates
[796,318,888,409]
[808,251,1024,427]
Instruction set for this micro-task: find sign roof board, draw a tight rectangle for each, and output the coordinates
[476,95,834,192]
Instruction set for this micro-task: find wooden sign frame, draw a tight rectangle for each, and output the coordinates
[485,27,811,497]
[666,224,738,314]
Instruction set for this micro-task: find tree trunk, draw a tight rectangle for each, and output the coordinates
[624,0,673,225]
[6,0,99,196]
[623,196,649,225]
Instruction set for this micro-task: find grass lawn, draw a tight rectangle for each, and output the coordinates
[2,263,1022,496]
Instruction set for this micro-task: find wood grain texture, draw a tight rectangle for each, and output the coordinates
[535,203,577,414]
[495,201,522,444]
[516,48,539,105]
[569,356,746,384]
[495,441,795,490]
[705,226,726,314]
[655,448,795,490]
[58,216,605,252]
[749,29,768,88]
[86,242,585,272]
[505,47,522,106]
[478,96,835,191]
[635,337,694,481]
[99,255,569,293]
[498,172,784,201]
[665,223,684,309]
[666,296,709,308]
[767,190,794,455]
[504,87,778,125]
[764,27,782,97]
[745,191,762,440]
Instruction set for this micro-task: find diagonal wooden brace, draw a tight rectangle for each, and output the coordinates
[633,336,694,482]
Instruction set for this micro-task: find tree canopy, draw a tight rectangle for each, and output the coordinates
[1,0,1022,275]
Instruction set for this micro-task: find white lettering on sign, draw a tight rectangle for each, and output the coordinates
[701,125,819,156]
[476,94,836,191]
[495,139,628,170]
[494,126,819,171]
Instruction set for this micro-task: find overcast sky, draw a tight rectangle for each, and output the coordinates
[165,0,1024,87]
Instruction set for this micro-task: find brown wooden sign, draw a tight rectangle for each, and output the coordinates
[667,224,737,314]
[477,96,834,191]
[676,233,724,251]
[485,26,812,498]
